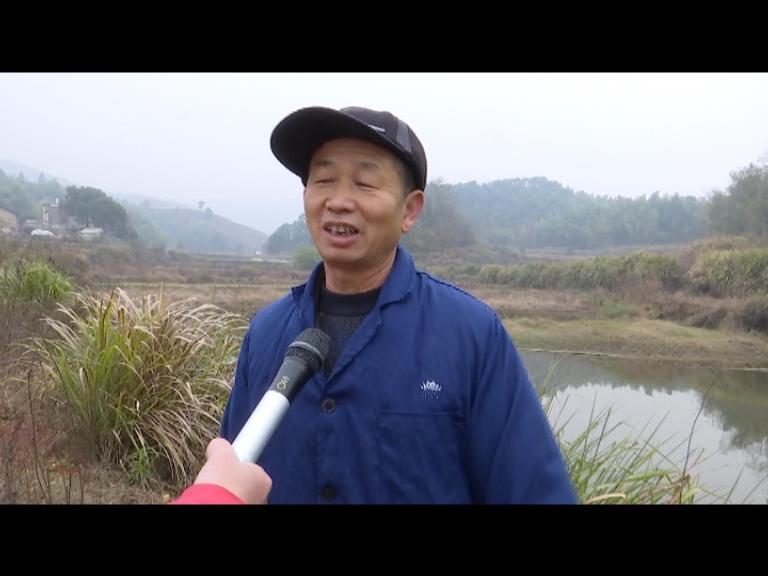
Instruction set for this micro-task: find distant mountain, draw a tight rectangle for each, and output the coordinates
[0,158,76,187]
[109,190,192,210]
[116,193,268,254]
[265,176,711,253]
[0,158,194,211]
[0,157,268,254]
[451,177,709,249]
[131,206,268,255]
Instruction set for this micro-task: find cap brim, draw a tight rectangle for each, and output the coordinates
[270,107,411,186]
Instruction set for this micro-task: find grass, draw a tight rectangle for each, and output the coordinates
[110,281,291,318]
[1,258,74,346]
[689,248,768,296]
[540,368,742,504]
[0,258,74,307]
[21,288,247,490]
[552,402,698,504]
[479,253,683,291]
[507,317,768,368]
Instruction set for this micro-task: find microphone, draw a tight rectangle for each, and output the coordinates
[232,328,331,463]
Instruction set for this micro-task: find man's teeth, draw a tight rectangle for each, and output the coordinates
[329,226,356,236]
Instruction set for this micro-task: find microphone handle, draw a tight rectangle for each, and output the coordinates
[231,356,313,463]
[231,390,289,463]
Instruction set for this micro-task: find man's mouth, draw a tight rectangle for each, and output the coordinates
[324,224,359,237]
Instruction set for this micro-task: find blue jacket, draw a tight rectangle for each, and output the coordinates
[221,246,576,504]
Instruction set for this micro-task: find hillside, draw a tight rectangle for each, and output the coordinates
[0,158,268,255]
[133,206,267,255]
[451,177,708,249]
[0,158,75,187]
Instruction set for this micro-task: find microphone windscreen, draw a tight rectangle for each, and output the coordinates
[286,328,331,372]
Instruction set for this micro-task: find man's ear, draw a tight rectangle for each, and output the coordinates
[401,190,425,234]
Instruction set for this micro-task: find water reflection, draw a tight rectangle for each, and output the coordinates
[522,351,768,504]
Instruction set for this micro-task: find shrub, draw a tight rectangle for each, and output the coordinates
[26,288,246,488]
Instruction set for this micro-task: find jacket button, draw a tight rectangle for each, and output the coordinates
[321,397,337,413]
[320,483,336,501]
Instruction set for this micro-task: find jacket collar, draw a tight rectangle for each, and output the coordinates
[291,244,416,329]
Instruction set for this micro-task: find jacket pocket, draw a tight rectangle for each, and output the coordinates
[377,411,469,503]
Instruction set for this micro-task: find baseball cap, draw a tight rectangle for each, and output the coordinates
[270,106,427,191]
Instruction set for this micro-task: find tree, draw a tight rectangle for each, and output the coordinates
[403,179,474,254]
[63,186,135,239]
[62,186,95,225]
[264,223,293,255]
[264,214,312,255]
[708,164,768,237]
[292,245,320,270]
[709,191,742,235]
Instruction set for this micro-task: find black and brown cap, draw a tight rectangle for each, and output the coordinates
[270,106,428,191]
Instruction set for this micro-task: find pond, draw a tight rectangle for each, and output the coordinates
[522,351,768,504]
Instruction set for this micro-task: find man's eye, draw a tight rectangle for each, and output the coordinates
[357,182,375,189]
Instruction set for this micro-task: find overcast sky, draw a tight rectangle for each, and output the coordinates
[1,73,767,235]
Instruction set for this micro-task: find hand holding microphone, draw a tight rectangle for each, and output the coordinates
[232,328,331,463]
[172,329,330,504]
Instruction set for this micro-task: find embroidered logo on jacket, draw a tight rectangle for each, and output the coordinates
[421,379,442,398]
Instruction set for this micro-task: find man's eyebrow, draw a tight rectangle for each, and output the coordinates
[310,159,335,169]
[356,160,383,172]
[309,158,383,172]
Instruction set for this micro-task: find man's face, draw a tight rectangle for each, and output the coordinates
[304,138,422,277]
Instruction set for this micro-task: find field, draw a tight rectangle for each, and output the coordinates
[2,237,767,503]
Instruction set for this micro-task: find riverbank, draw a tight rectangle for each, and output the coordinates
[114,281,768,370]
[505,317,768,369]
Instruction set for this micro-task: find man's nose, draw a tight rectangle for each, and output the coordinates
[325,182,356,212]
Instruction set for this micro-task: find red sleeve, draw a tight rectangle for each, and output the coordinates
[170,483,245,505]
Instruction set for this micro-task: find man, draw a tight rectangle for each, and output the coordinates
[221,106,576,504]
